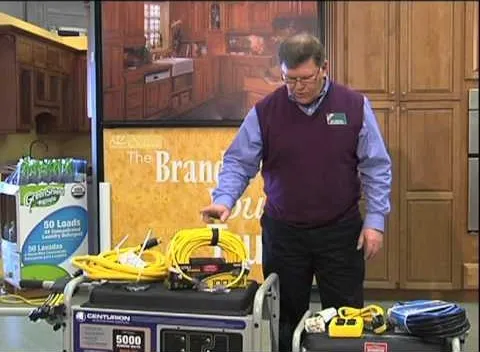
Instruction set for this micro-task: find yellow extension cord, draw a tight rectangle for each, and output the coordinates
[338,305,387,334]
[71,240,168,281]
[166,227,250,289]
[0,293,49,306]
[338,305,385,323]
[0,228,248,304]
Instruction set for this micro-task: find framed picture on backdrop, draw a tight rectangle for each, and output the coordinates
[100,1,325,127]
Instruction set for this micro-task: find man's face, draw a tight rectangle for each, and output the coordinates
[281,58,327,105]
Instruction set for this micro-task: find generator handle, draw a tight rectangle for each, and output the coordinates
[62,275,89,352]
[253,272,280,352]
[292,310,313,352]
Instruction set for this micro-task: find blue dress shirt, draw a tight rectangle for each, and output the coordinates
[213,78,392,232]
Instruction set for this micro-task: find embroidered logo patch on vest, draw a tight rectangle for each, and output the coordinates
[326,112,347,125]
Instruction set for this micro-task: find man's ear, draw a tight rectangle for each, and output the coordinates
[321,60,329,76]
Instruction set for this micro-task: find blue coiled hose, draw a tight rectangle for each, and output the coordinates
[387,300,470,339]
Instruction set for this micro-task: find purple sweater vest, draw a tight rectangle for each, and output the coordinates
[255,81,364,228]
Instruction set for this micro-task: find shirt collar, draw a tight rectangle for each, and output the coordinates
[288,76,331,116]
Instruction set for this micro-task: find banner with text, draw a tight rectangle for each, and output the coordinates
[103,128,265,282]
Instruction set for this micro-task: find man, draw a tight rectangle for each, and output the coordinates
[201,33,392,352]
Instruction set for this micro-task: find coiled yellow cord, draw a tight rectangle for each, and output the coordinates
[0,294,48,306]
[166,227,249,288]
[338,305,385,323]
[71,240,168,281]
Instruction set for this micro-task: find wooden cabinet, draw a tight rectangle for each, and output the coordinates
[398,101,462,290]
[102,1,124,41]
[190,2,208,41]
[193,58,219,105]
[144,79,171,118]
[34,69,62,108]
[0,29,86,134]
[334,1,397,101]
[125,83,144,120]
[335,1,463,101]
[362,102,399,289]
[220,56,234,95]
[297,1,318,16]
[399,2,463,101]
[225,2,249,32]
[333,2,469,290]
[169,1,192,40]
[248,2,272,33]
[271,2,297,17]
[124,1,145,47]
[74,55,90,133]
[464,1,479,80]
[271,1,317,17]
[102,39,124,121]
[16,65,34,132]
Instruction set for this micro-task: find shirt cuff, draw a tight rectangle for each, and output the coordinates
[213,195,236,210]
[364,213,385,233]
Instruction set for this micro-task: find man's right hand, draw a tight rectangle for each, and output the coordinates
[200,204,231,223]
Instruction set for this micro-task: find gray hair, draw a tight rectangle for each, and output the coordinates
[278,33,326,69]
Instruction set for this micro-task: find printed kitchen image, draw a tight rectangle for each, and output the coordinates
[101,1,319,124]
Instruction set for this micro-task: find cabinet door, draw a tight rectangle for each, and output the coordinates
[191,2,208,41]
[398,101,462,290]
[363,102,399,289]
[144,83,160,118]
[125,83,144,119]
[16,65,33,132]
[193,59,207,104]
[226,2,249,32]
[102,1,124,41]
[465,1,479,80]
[16,36,33,65]
[220,56,234,95]
[249,2,272,33]
[399,2,462,101]
[297,1,317,16]
[207,1,225,31]
[34,69,62,108]
[0,33,19,133]
[104,88,125,121]
[102,41,123,90]
[170,1,192,40]
[335,1,397,101]
[75,55,89,132]
[59,74,73,132]
[233,64,251,92]
[144,80,171,118]
[271,1,296,17]
[157,80,171,112]
[124,1,145,47]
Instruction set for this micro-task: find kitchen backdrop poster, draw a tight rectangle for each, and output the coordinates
[103,128,266,282]
[102,1,319,123]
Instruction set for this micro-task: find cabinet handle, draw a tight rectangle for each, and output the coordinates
[390,91,395,95]
[402,91,406,96]
[401,107,406,111]
[390,106,395,111]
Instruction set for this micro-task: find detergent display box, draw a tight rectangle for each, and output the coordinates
[0,157,88,288]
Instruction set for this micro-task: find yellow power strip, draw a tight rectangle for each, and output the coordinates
[328,316,364,338]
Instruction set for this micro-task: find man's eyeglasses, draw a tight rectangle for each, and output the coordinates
[281,68,321,86]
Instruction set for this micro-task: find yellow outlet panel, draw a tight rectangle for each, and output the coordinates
[328,316,364,338]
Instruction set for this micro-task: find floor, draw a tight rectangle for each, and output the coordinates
[0,294,478,352]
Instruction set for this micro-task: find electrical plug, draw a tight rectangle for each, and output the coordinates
[305,307,337,333]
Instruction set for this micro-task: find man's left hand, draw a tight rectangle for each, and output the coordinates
[356,228,383,260]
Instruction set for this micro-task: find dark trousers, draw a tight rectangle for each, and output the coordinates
[261,213,365,352]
